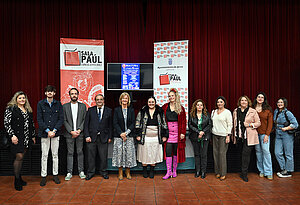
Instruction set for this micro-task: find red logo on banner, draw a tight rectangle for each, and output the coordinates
[159,74,170,85]
[64,49,80,66]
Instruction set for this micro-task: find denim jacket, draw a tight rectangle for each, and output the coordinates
[274,108,298,137]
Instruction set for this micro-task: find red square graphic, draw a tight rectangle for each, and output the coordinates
[159,74,170,85]
[64,50,80,66]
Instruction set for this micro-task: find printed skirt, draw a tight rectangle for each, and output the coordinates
[112,137,137,168]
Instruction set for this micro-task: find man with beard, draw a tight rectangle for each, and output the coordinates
[63,88,87,181]
[84,94,112,180]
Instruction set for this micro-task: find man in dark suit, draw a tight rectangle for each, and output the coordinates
[84,94,112,180]
[63,88,87,181]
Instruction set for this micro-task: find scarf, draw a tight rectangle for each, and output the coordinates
[236,107,249,139]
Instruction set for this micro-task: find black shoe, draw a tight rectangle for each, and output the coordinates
[149,166,155,179]
[103,174,109,179]
[201,172,206,179]
[194,171,200,178]
[20,176,27,186]
[14,177,23,191]
[85,175,94,180]
[40,177,47,186]
[240,174,248,182]
[143,166,148,178]
[53,175,61,184]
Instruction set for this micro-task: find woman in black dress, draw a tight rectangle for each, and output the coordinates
[4,91,36,191]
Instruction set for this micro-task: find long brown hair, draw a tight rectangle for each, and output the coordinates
[190,99,207,118]
[7,91,33,113]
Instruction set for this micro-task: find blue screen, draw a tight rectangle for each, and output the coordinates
[121,63,140,90]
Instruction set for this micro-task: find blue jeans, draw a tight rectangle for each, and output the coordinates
[255,134,272,176]
[274,133,294,172]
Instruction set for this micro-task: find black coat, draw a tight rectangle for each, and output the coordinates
[188,113,212,141]
[113,106,135,138]
[84,106,112,143]
[4,106,35,153]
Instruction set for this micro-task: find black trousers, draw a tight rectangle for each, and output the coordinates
[191,140,209,173]
[86,137,108,176]
[240,139,254,175]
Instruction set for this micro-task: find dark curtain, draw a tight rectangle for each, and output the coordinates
[145,0,300,114]
[0,0,299,125]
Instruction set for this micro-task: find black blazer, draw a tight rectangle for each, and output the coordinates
[113,106,135,138]
[188,113,212,141]
[84,106,112,143]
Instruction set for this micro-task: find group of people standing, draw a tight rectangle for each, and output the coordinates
[3,86,299,191]
[189,93,298,183]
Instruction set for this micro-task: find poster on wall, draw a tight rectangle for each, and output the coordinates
[153,40,189,119]
[60,38,104,108]
[154,40,193,169]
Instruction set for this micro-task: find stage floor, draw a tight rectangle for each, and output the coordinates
[0,172,299,204]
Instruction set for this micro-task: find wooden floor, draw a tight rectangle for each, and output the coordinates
[0,172,299,205]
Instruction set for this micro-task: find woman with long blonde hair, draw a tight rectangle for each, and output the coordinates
[4,91,36,191]
[161,88,186,179]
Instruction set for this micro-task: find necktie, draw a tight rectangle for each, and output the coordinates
[98,108,102,122]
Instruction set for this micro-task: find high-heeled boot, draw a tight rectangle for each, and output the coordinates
[143,166,148,178]
[14,177,22,191]
[118,167,123,180]
[149,166,155,178]
[20,175,27,186]
[125,168,132,179]
[172,156,178,178]
[163,157,172,179]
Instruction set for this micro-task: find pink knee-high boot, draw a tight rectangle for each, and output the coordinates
[163,157,173,179]
[172,156,178,178]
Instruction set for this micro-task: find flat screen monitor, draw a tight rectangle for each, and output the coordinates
[107,63,153,91]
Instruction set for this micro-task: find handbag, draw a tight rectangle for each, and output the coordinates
[0,129,10,149]
[283,111,297,135]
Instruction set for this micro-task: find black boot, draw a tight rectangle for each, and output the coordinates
[195,171,200,178]
[20,175,27,186]
[14,177,23,191]
[149,166,155,178]
[240,173,248,182]
[201,172,206,179]
[143,166,148,178]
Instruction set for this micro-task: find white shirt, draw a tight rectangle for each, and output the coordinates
[211,109,233,137]
[71,102,78,131]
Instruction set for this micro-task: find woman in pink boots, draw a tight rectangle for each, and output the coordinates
[162,88,186,179]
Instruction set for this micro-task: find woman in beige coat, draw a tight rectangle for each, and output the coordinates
[233,96,261,182]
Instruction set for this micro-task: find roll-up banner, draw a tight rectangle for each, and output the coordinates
[60,38,104,108]
[154,40,194,169]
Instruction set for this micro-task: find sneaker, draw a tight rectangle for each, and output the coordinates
[53,175,61,184]
[79,171,86,179]
[40,177,47,186]
[65,173,72,181]
[267,175,273,180]
[259,173,264,178]
[278,170,292,178]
